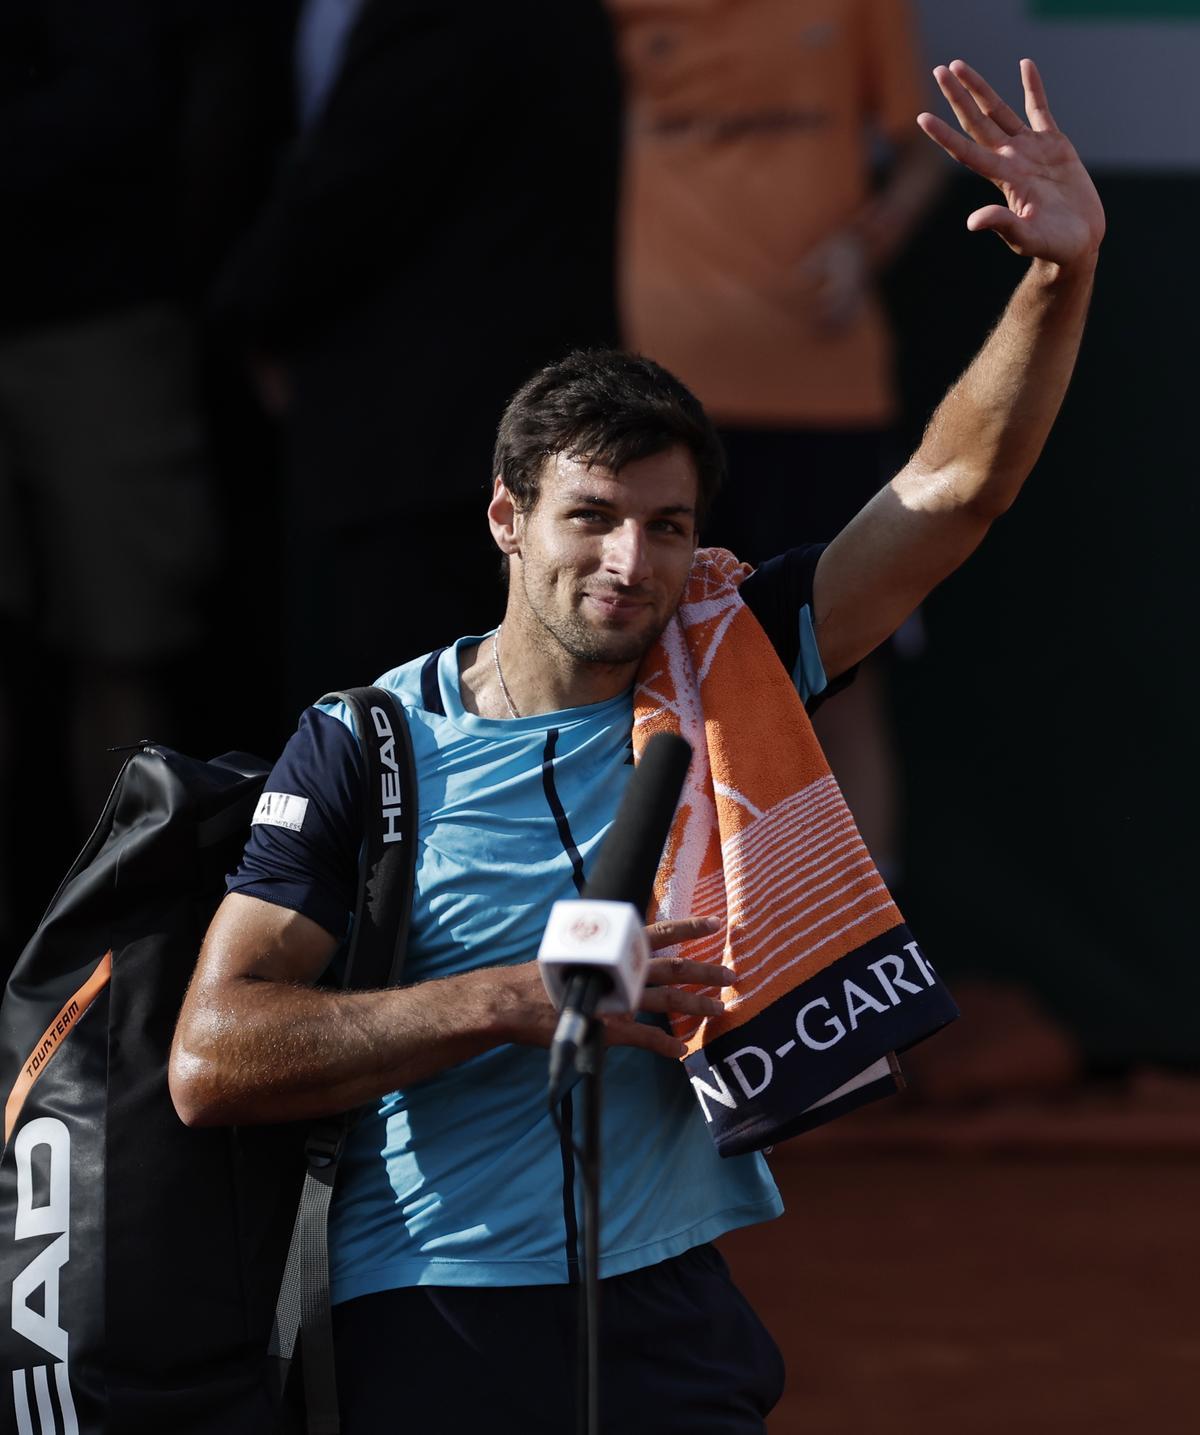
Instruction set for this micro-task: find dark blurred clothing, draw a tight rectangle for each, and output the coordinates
[215,0,623,703]
[0,307,216,662]
[294,0,369,129]
[0,1,298,974]
[709,427,893,562]
[218,0,622,514]
[0,0,295,333]
[0,0,184,330]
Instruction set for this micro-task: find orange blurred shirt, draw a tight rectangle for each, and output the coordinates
[613,0,926,427]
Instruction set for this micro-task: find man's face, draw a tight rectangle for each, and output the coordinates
[504,445,700,669]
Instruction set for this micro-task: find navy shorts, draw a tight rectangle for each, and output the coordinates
[332,1244,785,1434]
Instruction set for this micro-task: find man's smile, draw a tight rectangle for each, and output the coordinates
[581,590,652,619]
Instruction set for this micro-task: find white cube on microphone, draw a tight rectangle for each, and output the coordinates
[537,899,650,1014]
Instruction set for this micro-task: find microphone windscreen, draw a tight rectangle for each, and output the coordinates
[582,732,691,916]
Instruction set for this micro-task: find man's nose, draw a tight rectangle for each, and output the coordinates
[603,521,651,584]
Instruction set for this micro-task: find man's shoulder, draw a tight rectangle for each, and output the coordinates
[370,649,444,717]
[738,543,825,626]
[315,647,450,733]
[736,543,834,708]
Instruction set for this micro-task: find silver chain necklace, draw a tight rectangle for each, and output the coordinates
[491,626,521,719]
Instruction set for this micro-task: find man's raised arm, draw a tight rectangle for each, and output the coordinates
[812,58,1106,680]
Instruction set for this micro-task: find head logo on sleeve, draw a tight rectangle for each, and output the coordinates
[252,792,309,833]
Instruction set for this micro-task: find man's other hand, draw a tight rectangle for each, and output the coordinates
[917,58,1105,269]
[493,915,733,1061]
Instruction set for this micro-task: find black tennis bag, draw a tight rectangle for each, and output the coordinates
[0,689,415,1435]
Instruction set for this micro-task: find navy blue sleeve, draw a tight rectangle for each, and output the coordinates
[227,707,362,940]
[739,543,855,711]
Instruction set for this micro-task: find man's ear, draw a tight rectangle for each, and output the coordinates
[488,477,522,558]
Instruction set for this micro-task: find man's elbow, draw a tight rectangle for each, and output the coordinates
[962,484,1018,525]
[168,1034,235,1128]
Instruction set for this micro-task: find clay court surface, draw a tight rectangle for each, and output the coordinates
[719,1080,1200,1435]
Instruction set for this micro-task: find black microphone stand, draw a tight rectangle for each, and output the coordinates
[575,1018,605,1435]
[541,731,693,1431]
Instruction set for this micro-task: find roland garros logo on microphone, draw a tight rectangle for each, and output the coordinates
[568,913,609,946]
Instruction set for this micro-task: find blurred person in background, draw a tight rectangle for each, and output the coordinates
[214,0,624,721]
[611,0,945,888]
[0,1,296,977]
[0,1,278,973]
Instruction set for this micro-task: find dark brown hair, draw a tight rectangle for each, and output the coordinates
[493,349,725,526]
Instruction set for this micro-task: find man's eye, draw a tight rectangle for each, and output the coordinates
[571,510,607,524]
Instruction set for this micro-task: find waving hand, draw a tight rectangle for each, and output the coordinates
[918,58,1105,268]
[812,56,1105,681]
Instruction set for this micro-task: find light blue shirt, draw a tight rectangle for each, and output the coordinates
[322,639,804,1300]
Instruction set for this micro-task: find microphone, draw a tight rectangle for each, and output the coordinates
[538,732,692,1103]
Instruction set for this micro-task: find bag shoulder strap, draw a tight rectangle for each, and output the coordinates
[271,684,418,1433]
[328,685,417,991]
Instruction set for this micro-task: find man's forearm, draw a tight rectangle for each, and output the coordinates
[813,254,1098,678]
[169,966,527,1127]
[895,254,1097,521]
[170,893,725,1129]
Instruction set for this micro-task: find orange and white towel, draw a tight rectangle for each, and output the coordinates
[634,548,957,1155]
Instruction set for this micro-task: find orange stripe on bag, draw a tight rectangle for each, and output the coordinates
[4,952,113,1143]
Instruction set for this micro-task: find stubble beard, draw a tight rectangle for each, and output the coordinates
[520,570,681,669]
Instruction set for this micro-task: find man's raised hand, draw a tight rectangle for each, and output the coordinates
[917,58,1105,269]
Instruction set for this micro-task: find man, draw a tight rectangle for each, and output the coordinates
[171,59,1105,1433]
